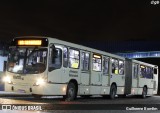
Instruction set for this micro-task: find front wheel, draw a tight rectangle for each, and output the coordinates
[65,83,76,101]
[109,84,117,99]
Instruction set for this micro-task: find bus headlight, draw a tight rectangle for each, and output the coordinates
[35,78,45,86]
[3,76,11,84]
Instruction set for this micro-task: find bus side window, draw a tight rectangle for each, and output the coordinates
[111,58,118,74]
[69,49,80,69]
[151,68,154,79]
[133,64,138,79]
[154,68,157,74]
[146,67,152,79]
[81,52,90,71]
[153,68,158,79]
[119,60,124,75]
[103,57,109,75]
[92,54,102,71]
[63,47,68,68]
[140,65,146,78]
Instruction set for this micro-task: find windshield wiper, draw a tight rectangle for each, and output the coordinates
[27,47,38,58]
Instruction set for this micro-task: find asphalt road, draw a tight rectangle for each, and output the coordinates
[0,95,160,113]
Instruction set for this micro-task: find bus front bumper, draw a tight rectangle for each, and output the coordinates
[4,83,32,94]
[32,83,67,96]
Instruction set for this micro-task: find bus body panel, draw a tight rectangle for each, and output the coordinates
[32,83,67,95]
[5,71,46,94]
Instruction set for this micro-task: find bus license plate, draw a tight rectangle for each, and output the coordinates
[18,89,26,93]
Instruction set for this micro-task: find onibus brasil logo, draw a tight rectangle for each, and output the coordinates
[1,105,42,111]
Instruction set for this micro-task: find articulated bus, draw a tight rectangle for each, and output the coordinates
[3,36,158,100]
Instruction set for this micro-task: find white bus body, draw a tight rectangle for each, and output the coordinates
[4,36,158,100]
[125,59,158,97]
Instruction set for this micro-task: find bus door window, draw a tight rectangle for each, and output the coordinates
[63,47,68,68]
[140,65,146,78]
[92,54,102,71]
[103,57,109,75]
[48,46,62,71]
[81,52,90,71]
[69,49,80,69]
[111,58,118,74]
[133,64,138,79]
[119,60,124,75]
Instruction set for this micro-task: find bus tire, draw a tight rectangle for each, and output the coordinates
[142,87,147,98]
[32,94,42,99]
[65,82,76,101]
[110,84,117,99]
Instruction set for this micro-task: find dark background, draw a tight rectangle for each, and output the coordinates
[0,0,160,94]
[0,0,160,52]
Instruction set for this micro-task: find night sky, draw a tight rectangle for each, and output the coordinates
[0,0,160,51]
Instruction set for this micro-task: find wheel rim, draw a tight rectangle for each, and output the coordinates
[68,88,74,99]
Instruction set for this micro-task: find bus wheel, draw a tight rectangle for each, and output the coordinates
[110,84,117,99]
[32,94,42,99]
[65,82,76,101]
[142,87,147,98]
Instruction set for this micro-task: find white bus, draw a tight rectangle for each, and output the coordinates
[125,59,158,98]
[3,36,158,100]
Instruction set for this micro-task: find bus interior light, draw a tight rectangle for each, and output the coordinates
[93,54,101,59]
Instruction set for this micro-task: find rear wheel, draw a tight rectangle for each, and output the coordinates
[109,84,117,99]
[65,82,76,101]
[142,87,147,98]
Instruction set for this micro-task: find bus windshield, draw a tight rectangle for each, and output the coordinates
[7,47,47,74]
